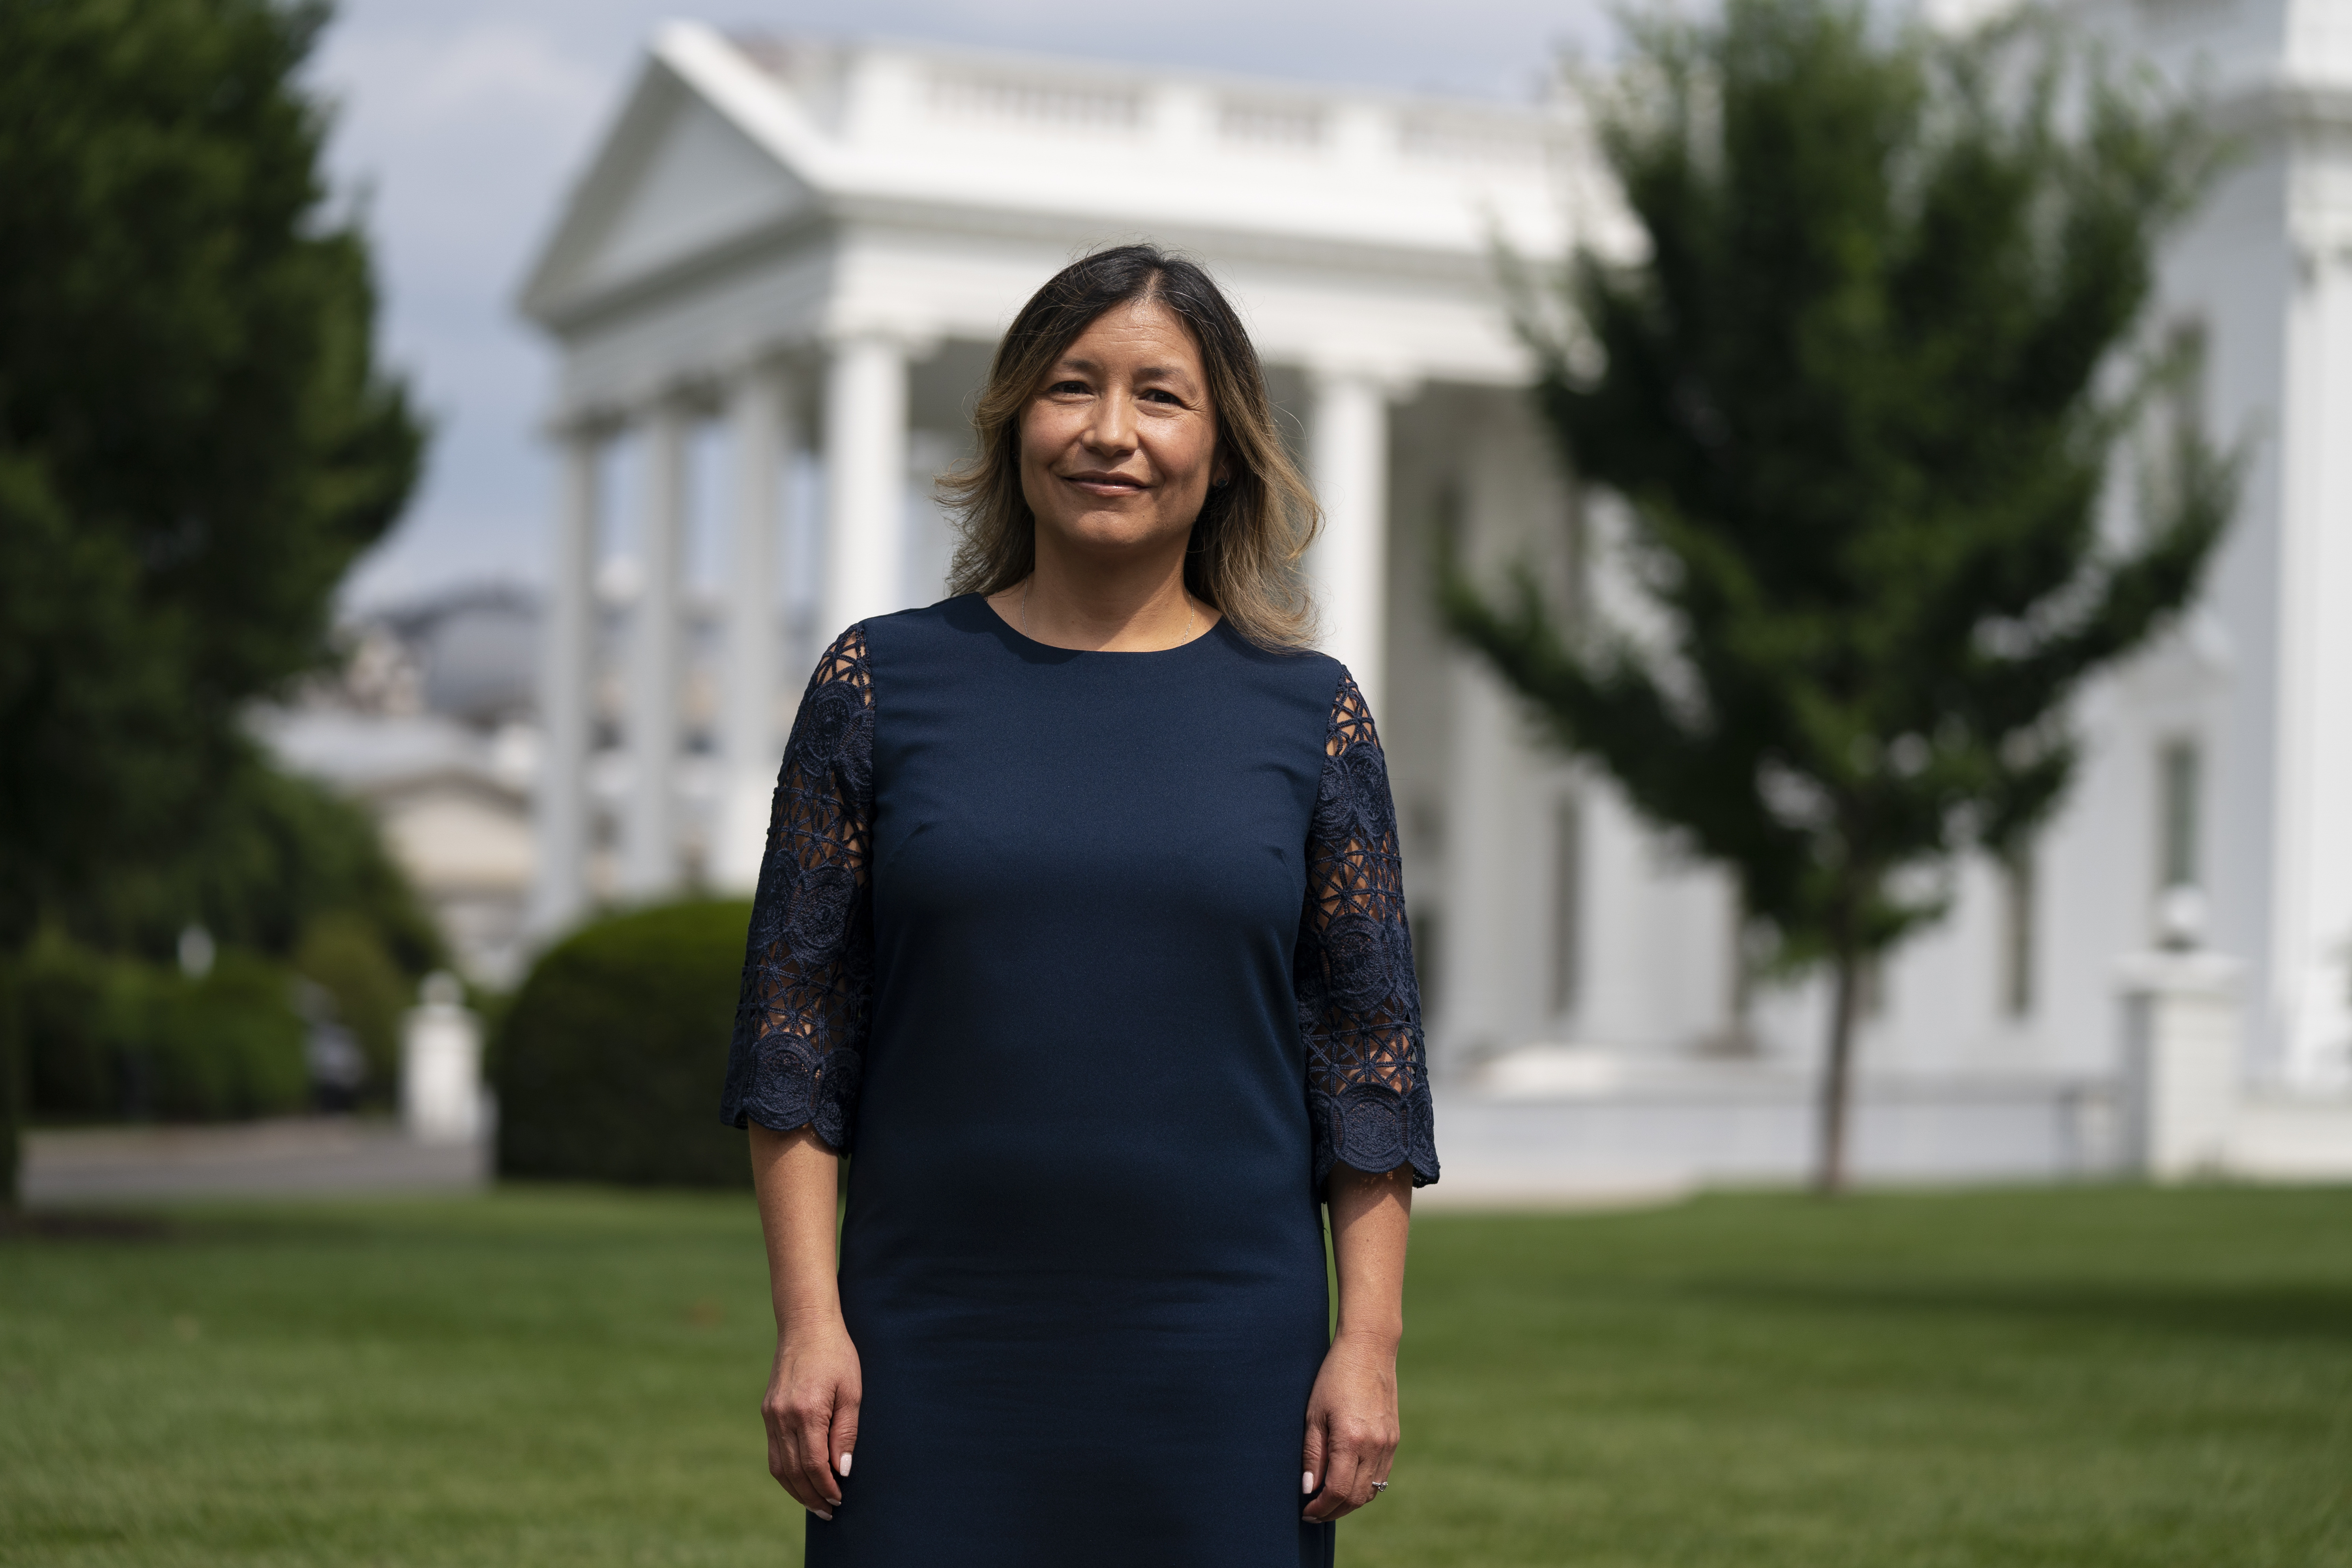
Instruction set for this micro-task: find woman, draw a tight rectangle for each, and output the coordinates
[722,243,1438,1566]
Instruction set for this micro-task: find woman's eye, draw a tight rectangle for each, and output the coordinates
[1142,388,1182,405]
[1049,379,1090,396]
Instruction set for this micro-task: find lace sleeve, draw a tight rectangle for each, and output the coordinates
[1296,671,1439,1190]
[721,625,875,1148]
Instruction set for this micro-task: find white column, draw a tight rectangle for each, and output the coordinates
[2274,240,2352,1085]
[715,364,791,893]
[1309,369,1392,714]
[618,397,690,901]
[528,425,599,938]
[1436,412,1537,1073]
[823,333,910,635]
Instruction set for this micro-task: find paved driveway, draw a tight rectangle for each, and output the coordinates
[22,1118,489,1205]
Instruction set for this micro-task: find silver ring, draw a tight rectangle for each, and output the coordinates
[1370,1481,1388,1495]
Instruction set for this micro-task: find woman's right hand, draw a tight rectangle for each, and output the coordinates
[763,1309,862,1519]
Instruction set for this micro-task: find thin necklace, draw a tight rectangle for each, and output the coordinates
[1022,578,1195,648]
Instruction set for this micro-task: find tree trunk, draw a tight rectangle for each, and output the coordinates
[0,959,22,1212]
[1815,942,1862,1195]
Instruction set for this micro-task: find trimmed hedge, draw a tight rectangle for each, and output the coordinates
[494,899,754,1187]
[21,934,306,1121]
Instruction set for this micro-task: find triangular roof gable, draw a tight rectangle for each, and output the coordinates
[519,28,824,325]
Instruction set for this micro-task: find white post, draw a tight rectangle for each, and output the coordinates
[401,972,485,1146]
[1309,369,1392,714]
[529,425,599,938]
[715,364,790,893]
[2117,947,2244,1179]
[618,396,690,901]
[823,333,911,635]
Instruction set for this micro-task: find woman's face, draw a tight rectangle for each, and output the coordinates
[1018,297,1227,564]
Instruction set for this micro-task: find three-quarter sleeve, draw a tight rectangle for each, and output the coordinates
[721,625,876,1149]
[1295,670,1440,1190]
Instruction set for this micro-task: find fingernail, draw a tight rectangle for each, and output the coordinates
[839,1453,853,1476]
[1303,1471,1315,1495]
[815,1511,833,1522]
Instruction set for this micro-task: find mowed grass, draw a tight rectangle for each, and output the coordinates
[2,1186,2349,1567]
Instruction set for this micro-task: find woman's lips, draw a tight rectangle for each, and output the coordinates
[1062,473,1147,495]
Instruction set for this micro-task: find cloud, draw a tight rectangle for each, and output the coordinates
[317,18,610,286]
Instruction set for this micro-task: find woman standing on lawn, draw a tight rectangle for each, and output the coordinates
[721,243,1438,1566]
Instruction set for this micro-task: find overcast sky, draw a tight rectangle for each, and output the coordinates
[314,1,1616,609]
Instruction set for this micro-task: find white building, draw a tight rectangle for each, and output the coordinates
[517,15,2352,1187]
[263,590,544,986]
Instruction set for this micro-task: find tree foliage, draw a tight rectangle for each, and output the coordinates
[18,933,310,1123]
[1442,0,2238,1189]
[0,0,425,945]
[58,755,444,974]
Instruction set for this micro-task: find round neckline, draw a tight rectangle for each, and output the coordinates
[973,591,1227,657]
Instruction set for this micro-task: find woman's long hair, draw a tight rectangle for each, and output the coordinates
[940,243,1321,651]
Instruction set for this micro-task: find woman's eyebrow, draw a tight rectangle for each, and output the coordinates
[1119,364,1205,394]
[1051,354,1199,387]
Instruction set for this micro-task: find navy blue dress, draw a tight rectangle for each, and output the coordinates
[722,594,1438,1566]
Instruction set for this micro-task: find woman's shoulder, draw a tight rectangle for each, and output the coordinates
[1198,629,1370,755]
[825,596,994,668]
[1217,629,1350,709]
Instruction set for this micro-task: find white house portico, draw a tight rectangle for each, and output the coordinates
[520,15,2352,1189]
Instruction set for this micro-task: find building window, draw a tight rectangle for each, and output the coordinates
[1551,794,1583,1017]
[2000,845,2036,1019]
[2158,738,2201,891]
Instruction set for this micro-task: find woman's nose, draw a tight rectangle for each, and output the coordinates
[1085,390,1137,451]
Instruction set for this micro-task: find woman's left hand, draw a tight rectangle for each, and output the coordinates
[1300,1327,1400,1523]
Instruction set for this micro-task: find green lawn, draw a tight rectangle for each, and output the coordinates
[4,1185,2349,1566]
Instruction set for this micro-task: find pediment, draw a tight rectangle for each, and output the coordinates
[521,62,814,322]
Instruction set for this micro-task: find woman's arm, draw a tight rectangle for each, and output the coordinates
[750,1123,861,1521]
[1301,1161,1413,1523]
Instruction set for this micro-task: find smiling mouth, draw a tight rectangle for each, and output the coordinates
[1062,472,1147,494]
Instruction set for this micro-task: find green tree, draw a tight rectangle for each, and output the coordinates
[0,0,425,1202]
[60,755,444,976]
[1442,0,2238,1191]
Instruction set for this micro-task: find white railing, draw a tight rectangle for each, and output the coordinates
[1399,111,1553,168]
[1217,97,1325,150]
[925,72,1143,133]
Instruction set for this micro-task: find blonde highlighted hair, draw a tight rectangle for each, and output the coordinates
[940,244,1321,651]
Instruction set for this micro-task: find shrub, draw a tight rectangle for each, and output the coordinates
[294,910,410,1099]
[495,899,754,1187]
[19,935,117,1117]
[150,950,309,1119]
[20,933,306,1121]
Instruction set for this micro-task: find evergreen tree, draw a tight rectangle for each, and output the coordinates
[0,0,425,1203]
[1442,0,2238,1191]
